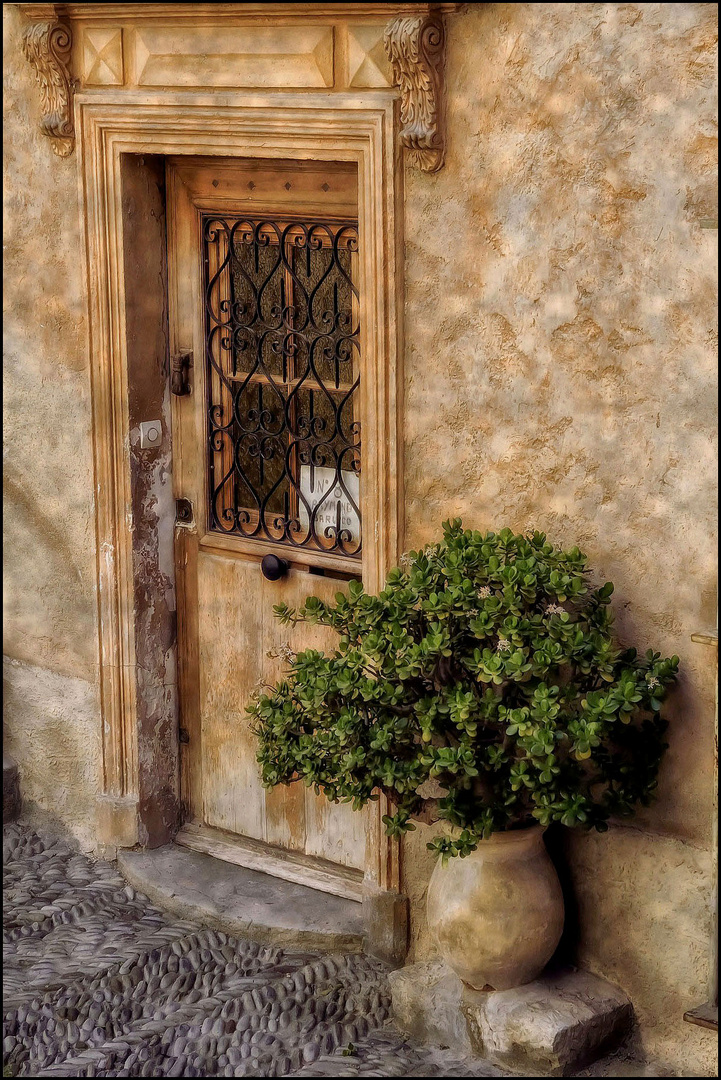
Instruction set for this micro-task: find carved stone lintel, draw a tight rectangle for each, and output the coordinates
[21,16,75,158]
[384,12,445,173]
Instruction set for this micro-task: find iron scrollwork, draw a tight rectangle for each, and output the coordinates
[202,215,362,559]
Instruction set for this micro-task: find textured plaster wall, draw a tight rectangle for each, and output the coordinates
[2,659,100,853]
[565,827,716,1071]
[2,3,101,846]
[400,3,717,1074]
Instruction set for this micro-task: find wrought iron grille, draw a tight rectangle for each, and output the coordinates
[202,215,361,558]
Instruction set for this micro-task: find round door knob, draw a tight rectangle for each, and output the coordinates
[261,554,289,581]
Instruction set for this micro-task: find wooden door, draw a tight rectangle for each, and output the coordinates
[167,157,367,898]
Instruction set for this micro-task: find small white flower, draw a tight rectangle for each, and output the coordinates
[478,586,491,599]
[399,553,411,567]
[646,676,660,689]
[267,642,296,664]
[546,603,566,616]
[496,637,511,652]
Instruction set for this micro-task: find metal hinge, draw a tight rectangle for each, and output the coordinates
[171,350,192,396]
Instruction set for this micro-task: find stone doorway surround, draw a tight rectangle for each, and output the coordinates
[16,2,461,928]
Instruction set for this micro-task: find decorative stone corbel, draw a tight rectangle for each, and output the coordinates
[20,5,75,158]
[384,11,446,173]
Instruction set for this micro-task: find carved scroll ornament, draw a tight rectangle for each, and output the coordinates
[21,17,75,158]
[384,13,445,173]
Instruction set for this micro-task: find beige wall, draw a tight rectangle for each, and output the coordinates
[2,2,101,851]
[400,3,717,1075]
[403,0,718,846]
[2,1,717,1073]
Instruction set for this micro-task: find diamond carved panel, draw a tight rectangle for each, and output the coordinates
[347,24,393,88]
[82,27,124,86]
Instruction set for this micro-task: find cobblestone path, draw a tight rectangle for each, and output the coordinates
[3,825,500,1078]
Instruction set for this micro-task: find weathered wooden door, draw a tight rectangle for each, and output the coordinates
[167,157,367,897]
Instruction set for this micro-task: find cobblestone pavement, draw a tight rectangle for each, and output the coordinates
[3,825,500,1078]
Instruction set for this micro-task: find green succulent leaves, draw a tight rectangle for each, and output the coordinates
[249,520,678,859]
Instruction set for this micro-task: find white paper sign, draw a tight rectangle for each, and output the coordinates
[299,465,360,545]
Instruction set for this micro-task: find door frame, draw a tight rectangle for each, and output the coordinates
[78,89,404,895]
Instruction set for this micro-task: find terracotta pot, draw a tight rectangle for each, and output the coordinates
[426,826,564,991]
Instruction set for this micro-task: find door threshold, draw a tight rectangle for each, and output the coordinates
[175,822,364,903]
[117,844,365,952]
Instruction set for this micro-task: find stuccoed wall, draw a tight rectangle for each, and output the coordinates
[400,3,717,1075]
[2,2,101,851]
[2,0,717,1073]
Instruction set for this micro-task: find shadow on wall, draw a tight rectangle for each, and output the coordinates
[2,470,97,682]
[544,823,580,969]
[2,660,101,852]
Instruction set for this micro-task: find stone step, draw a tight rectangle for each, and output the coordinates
[117,842,365,953]
[389,960,634,1077]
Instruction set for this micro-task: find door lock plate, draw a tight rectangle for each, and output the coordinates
[175,498,194,526]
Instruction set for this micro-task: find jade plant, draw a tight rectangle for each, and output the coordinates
[249,521,679,860]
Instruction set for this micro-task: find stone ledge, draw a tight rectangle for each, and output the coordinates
[390,959,472,1054]
[390,960,634,1076]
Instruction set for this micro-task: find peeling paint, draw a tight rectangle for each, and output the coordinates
[121,152,181,848]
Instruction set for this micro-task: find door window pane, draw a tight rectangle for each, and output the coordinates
[203,215,361,558]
